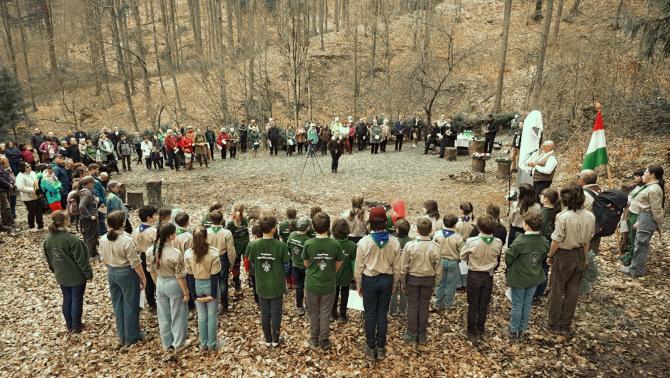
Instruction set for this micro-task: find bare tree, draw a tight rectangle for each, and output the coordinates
[39,0,58,74]
[226,0,234,51]
[130,0,151,102]
[531,0,554,107]
[563,0,580,23]
[159,0,183,110]
[188,0,204,55]
[12,0,36,111]
[149,0,166,95]
[493,0,512,113]
[0,0,17,76]
[108,0,139,131]
[553,0,565,44]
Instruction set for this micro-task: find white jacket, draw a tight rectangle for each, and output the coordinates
[16,171,38,202]
[141,141,153,158]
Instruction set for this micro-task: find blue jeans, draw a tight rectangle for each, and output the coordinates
[97,212,107,236]
[107,266,142,345]
[156,276,188,350]
[435,259,460,308]
[60,283,86,331]
[195,279,218,348]
[362,274,393,349]
[509,286,536,333]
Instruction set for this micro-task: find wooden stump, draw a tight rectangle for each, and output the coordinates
[471,157,486,173]
[496,159,511,179]
[445,147,457,161]
[468,139,485,155]
[126,191,144,209]
[118,183,127,203]
[146,181,162,208]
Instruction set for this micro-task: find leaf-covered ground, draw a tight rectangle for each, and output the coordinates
[1,145,668,376]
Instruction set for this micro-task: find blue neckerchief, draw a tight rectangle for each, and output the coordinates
[441,229,456,238]
[139,224,152,233]
[371,231,390,249]
[461,216,471,222]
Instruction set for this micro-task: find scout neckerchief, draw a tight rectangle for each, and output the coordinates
[461,216,471,222]
[631,182,656,201]
[371,231,390,249]
[139,223,152,233]
[210,225,223,234]
[176,227,188,236]
[479,235,494,245]
[441,228,456,238]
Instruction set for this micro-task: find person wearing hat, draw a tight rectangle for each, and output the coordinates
[238,120,248,153]
[288,216,312,315]
[164,129,180,171]
[180,127,195,170]
[193,128,209,168]
[106,181,131,233]
[216,128,230,160]
[51,154,71,209]
[228,127,239,158]
[353,206,401,361]
[79,175,100,258]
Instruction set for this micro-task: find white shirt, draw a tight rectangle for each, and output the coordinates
[141,141,153,158]
[532,151,557,175]
[15,171,38,202]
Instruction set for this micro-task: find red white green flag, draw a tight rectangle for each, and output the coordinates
[582,111,608,169]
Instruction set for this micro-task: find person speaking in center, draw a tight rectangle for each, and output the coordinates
[529,141,558,200]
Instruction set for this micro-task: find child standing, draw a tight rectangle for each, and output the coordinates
[456,202,476,289]
[505,214,548,341]
[390,219,411,316]
[433,214,464,311]
[226,204,249,299]
[132,206,158,311]
[244,224,263,306]
[460,215,503,341]
[354,206,402,361]
[423,200,443,237]
[331,219,356,322]
[302,212,344,349]
[535,188,560,300]
[208,210,236,312]
[174,212,193,253]
[246,216,290,347]
[185,226,222,350]
[278,208,297,242]
[288,217,312,315]
[401,218,442,344]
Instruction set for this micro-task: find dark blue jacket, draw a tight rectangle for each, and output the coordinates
[51,163,71,193]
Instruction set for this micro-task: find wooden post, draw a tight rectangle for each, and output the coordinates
[445,147,457,161]
[472,157,486,173]
[497,159,511,179]
[146,181,162,208]
[606,163,613,189]
[126,191,144,209]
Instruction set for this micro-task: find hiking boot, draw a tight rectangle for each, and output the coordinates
[417,333,427,345]
[308,338,319,349]
[272,336,284,348]
[338,314,348,323]
[363,345,376,361]
[320,339,331,350]
[508,330,521,342]
[403,332,417,344]
[376,347,386,360]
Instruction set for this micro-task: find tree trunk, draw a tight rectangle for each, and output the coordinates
[0,1,18,76]
[334,0,340,32]
[353,21,359,118]
[247,0,255,116]
[168,0,181,70]
[235,0,242,45]
[159,0,183,110]
[226,0,234,50]
[85,0,102,97]
[552,0,564,44]
[613,0,624,29]
[319,0,324,50]
[13,0,37,111]
[370,0,378,78]
[343,0,349,33]
[533,0,542,21]
[118,4,136,94]
[188,0,204,55]
[94,2,113,103]
[563,0,580,22]
[39,0,58,74]
[108,0,139,131]
[493,0,512,113]
[130,0,151,101]
[149,0,166,95]
[531,0,554,107]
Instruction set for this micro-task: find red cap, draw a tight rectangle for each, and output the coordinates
[369,206,387,222]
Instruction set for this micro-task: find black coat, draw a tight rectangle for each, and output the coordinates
[31,134,45,150]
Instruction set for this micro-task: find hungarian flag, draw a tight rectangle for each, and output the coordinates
[582,111,608,169]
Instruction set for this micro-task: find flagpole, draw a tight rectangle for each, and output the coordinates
[606,163,613,189]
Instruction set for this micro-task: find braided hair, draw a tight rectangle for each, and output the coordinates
[192,226,209,263]
[152,222,176,269]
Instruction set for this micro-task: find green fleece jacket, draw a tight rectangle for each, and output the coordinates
[44,230,93,286]
[505,232,548,288]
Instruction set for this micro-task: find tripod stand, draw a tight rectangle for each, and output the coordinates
[300,143,324,179]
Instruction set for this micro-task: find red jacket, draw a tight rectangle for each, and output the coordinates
[180,137,194,154]
[20,149,35,163]
[217,132,230,146]
[165,135,179,150]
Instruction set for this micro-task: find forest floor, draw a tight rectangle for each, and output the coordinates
[0,141,669,376]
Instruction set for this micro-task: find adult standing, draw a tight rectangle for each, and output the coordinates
[44,211,93,333]
[483,114,498,155]
[164,130,180,171]
[529,141,558,201]
[0,162,15,232]
[286,125,297,157]
[5,142,22,175]
[194,129,209,168]
[369,121,381,155]
[133,132,143,166]
[510,121,524,172]
[622,165,665,277]
[106,181,131,233]
[296,124,307,155]
[507,183,542,246]
[439,117,458,158]
[116,136,132,172]
[99,211,147,347]
[394,117,405,152]
[546,184,595,334]
[412,114,424,148]
[216,128,229,160]
[356,119,368,151]
[205,126,216,161]
[66,138,81,163]
[97,133,116,169]
[228,127,239,159]
[31,129,45,158]
[577,169,602,254]
[354,207,401,361]
[52,155,71,209]
[16,163,44,231]
[329,133,344,174]
[79,176,99,259]
[109,127,122,149]
[380,120,390,153]
[238,120,249,153]
[318,125,331,156]
[267,119,281,156]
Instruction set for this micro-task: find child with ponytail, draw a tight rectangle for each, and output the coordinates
[99,210,147,346]
[185,226,222,350]
[146,222,190,352]
[226,204,249,300]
